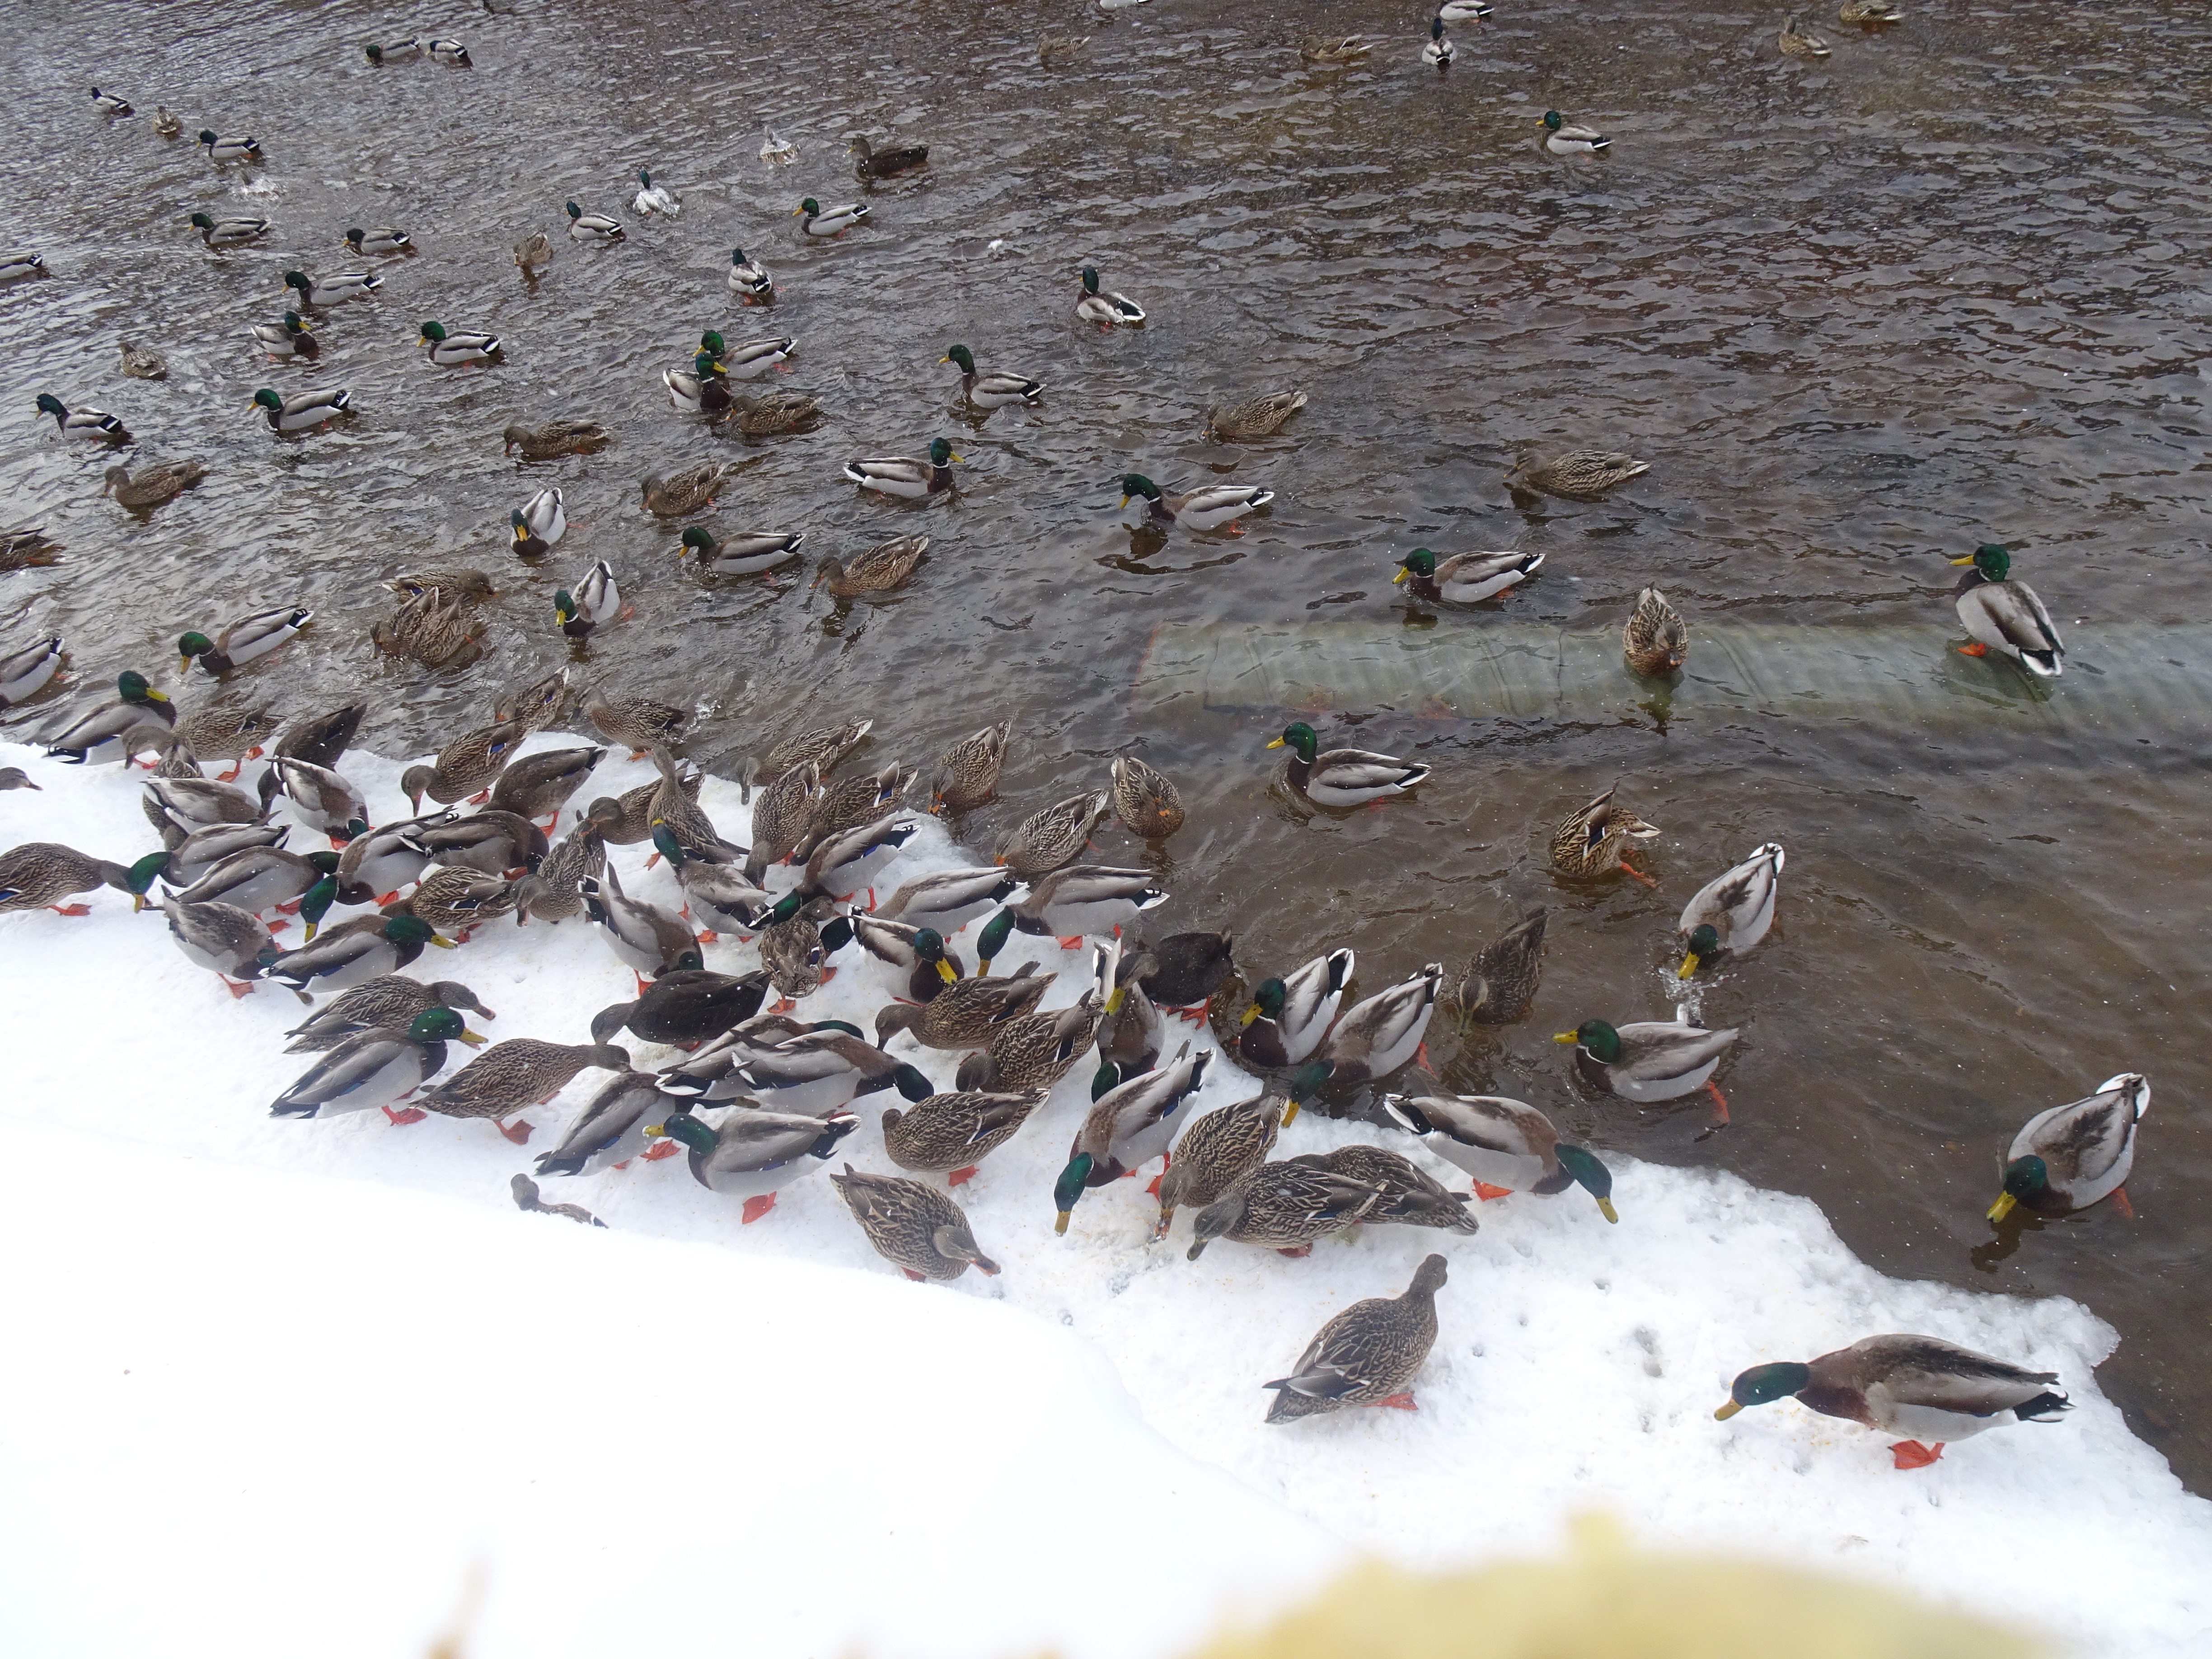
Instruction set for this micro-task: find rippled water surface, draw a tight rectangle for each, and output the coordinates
[2,0,2208,1486]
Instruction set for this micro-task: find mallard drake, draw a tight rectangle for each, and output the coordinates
[1780,14,1832,55]
[731,389,821,436]
[796,815,917,904]
[675,526,804,581]
[34,394,129,444]
[874,968,1054,1052]
[1556,1013,1739,1119]
[1454,904,1545,1024]
[0,843,158,916]
[1268,722,1429,807]
[512,821,608,924]
[490,666,567,732]
[843,439,960,498]
[283,269,378,307]
[1540,110,1608,154]
[644,1106,859,1222]
[1121,474,1272,535]
[850,134,928,179]
[795,762,916,860]
[0,530,64,572]
[1949,544,2063,676]
[1548,786,1660,882]
[1289,1145,1477,1233]
[1677,844,1784,977]
[503,419,609,459]
[365,37,421,61]
[104,459,206,510]
[931,722,1011,813]
[854,916,965,1002]
[1716,1334,2069,1469]
[1988,1073,2148,1223]
[1437,0,1492,19]
[1053,1042,1213,1232]
[0,252,45,284]
[554,562,624,639]
[814,534,928,598]
[1421,18,1454,66]
[197,129,261,162]
[266,911,452,995]
[1300,36,1370,64]
[117,337,167,380]
[881,1087,1045,1186]
[581,865,697,988]
[733,1026,931,1117]
[630,169,680,216]
[1386,1092,1617,1218]
[881,866,1021,933]
[1316,963,1443,1088]
[532,1070,668,1176]
[0,636,63,708]
[755,717,872,787]
[1108,753,1184,839]
[270,1006,486,1121]
[1395,547,1542,604]
[1511,447,1646,497]
[487,746,603,832]
[1839,0,1903,20]
[833,1166,998,1281]
[420,320,500,366]
[997,789,1110,880]
[1186,1158,1383,1259]
[1238,950,1354,1072]
[252,312,318,359]
[511,487,565,555]
[165,823,286,886]
[959,992,1102,1097]
[727,246,774,302]
[251,387,353,432]
[1263,1256,1448,1420]
[1204,389,1307,442]
[1038,35,1090,67]
[408,810,546,878]
[656,1011,831,1102]
[513,230,553,271]
[266,756,369,844]
[284,975,494,1053]
[401,721,524,810]
[424,37,470,66]
[178,607,311,675]
[1623,586,1688,677]
[157,890,281,994]
[943,344,1042,409]
[92,86,135,116]
[1076,266,1144,327]
[664,353,734,418]
[44,670,174,764]
[1153,1085,1294,1237]
[418,1038,629,1143]
[341,226,411,258]
[641,461,740,517]
[589,966,767,1048]
[143,773,267,837]
[586,691,687,756]
[793,197,868,236]
[1007,864,1168,946]
[565,200,623,242]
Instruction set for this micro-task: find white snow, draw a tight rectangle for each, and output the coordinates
[2,732,2209,1659]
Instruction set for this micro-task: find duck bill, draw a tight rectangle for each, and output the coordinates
[459,1029,489,1047]
[1238,1003,1261,1027]
[934,960,957,984]
[1595,1197,1620,1223]
[1677,951,1700,979]
[1713,1399,1743,1420]
[1551,1031,1578,1044]
[131,893,146,912]
[1987,1191,2018,1223]
[302,922,320,942]
[1949,554,1977,565]
[1053,1209,1072,1237]
[1264,737,1285,750]
[947,452,964,463]
[1119,495,1132,508]
[1392,567,1410,584]
[1279,1101,1300,1126]
[429,933,458,949]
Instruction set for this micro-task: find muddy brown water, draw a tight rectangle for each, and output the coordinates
[1,0,2206,1487]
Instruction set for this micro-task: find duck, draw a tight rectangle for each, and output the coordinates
[580,866,697,989]
[419,320,500,366]
[730,389,822,436]
[1421,17,1454,66]
[0,252,45,283]
[753,717,873,787]
[342,226,412,257]
[1039,35,1090,67]
[503,419,609,459]
[283,975,494,1054]
[1263,1256,1448,1421]
[1153,1083,1298,1237]
[252,312,318,359]
[1839,0,1903,20]
[727,246,774,302]
[1006,865,1169,946]
[734,1026,933,1117]
[565,200,624,242]
[1437,0,1492,18]
[1511,447,1646,497]
[418,1038,630,1144]
[631,169,681,216]
[679,526,807,578]
[1204,389,1307,441]
[251,388,353,432]
[1121,474,1272,535]
[157,890,282,994]
[1556,1012,1740,1120]
[1096,937,1164,1077]
[795,763,917,861]
[643,1106,859,1223]
[321,819,427,906]
[700,331,798,379]
[265,756,370,845]
[1186,1158,1383,1259]
[796,815,918,906]
[1987,1073,2148,1223]
[1288,1144,1477,1233]
[169,703,278,781]
[34,394,129,444]
[755,896,857,1005]
[389,568,494,605]
[942,344,1043,409]
[958,991,1103,1096]
[177,607,312,675]
[1126,931,1235,1019]
[1949,544,2063,676]
[1676,844,1784,977]
[118,338,167,379]
[663,353,734,418]
[1299,37,1370,65]
[1454,905,1546,1024]
[759,127,798,165]
[850,134,928,179]
[283,269,379,307]
[881,1084,1048,1186]
[197,129,262,163]
[1623,586,1688,677]
[189,211,272,247]
[1540,110,1609,154]
[793,197,868,236]
[931,722,1011,813]
[998,789,1111,880]
[1715,1335,2069,1469]
[44,670,175,764]
[163,825,283,887]
[589,966,768,1048]
[586,691,687,757]
[104,459,207,510]
[265,912,453,996]
[1780,14,1832,55]
[1315,963,1443,1088]
[554,562,624,639]
[1053,1043,1213,1232]
[0,843,160,916]
[269,1006,487,1121]
[364,37,421,62]
[854,917,965,1003]
[1237,947,1355,1073]
[740,762,820,881]
[1102,753,1184,840]
[531,1071,671,1176]
[1267,722,1429,807]
[832,1167,999,1281]
[143,772,268,838]
[880,865,1021,933]
[91,86,135,116]
[425,37,471,66]
[513,231,553,272]
[1386,1092,1617,1218]
[874,969,1055,1053]
[1076,266,1144,327]
[406,809,546,878]
[656,1012,833,1103]
[278,701,368,772]
[843,439,961,498]
[401,721,524,811]
[1395,546,1542,605]
[487,746,604,833]
[581,767,699,849]
[510,487,565,556]
[814,534,929,599]
[372,590,478,667]
[512,822,609,925]
[1,528,64,571]
[1549,786,1661,882]
[641,460,740,517]
[0,636,65,709]
[643,747,729,861]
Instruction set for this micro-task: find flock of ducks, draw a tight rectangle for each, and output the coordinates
[0,2,2124,1449]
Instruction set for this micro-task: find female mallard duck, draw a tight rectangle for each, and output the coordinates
[850,133,929,179]
[731,389,821,436]
[1076,266,1144,327]
[269,1006,486,1121]
[814,534,928,598]
[581,766,699,849]
[373,590,478,667]
[642,746,730,862]
[251,387,353,432]
[513,230,553,271]
[265,756,369,844]
[531,1070,666,1176]
[0,843,159,915]
[740,762,819,881]
[151,105,181,135]
[581,865,697,989]
[1987,1073,2148,1223]
[1421,17,1454,66]
[641,460,740,517]
[1453,904,1546,1024]
[1511,447,1646,497]
[157,890,281,994]
[197,129,262,162]
[1186,1158,1383,1259]
[1153,1083,1299,1237]
[1949,544,2063,676]
[1316,963,1443,1088]
[1623,586,1688,677]
[1007,864,1168,946]
[0,530,62,573]
[586,691,687,757]
[1300,36,1370,64]
[1539,110,1608,154]
[931,722,1011,813]
[1121,474,1272,535]
[178,607,312,675]
[171,703,277,781]
[677,527,806,581]
[513,820,608,924]
[664,352,734,417]
[401,721,524,811]
[418,1038,630,1143]
[365,37,421,61]
[755,897,855,1005]
[1238,947,1354,1072]
[44,670,175,764]
[1780,14,1832,55]
[1387,1092,1617,1217]
[1,636,64,708]
[833,1166,999,1281]
[1039,35,1089,67]
[727,246,774,302]
[503,419,609,459]
[942,344,1042,409]
[793,196,868,236]
[1109,754,1184,839]
[105,459,206,510]
[425,37,471,66]
[511,487,565,555]
[882,1087,1046,1186]
[283,269,379,307]
[1548,786,1660,882]
[1716,1334,2070,1469]
[755,717,873,787]
[589,966,766,1047]
[631,169,681,216]
[487,745,604,833]
[266,911,453,996]
[565,200,623,242]
[188,209,269,247]
[998,789,1111,880]
[1268,722,1429,807]
[1053,1043,1213,1232]
[643,1106,859,1222]
[843,438,961,498]
[1289,1145,1477,1233]
[252,312,318,359]
[1556,1012,1739,1119]
[881,865,1021,933]
[491,667,566,734]
[555,561,625,639]
[1263,1255,1448,1420]
[419,321,500,366]
[118,338,167,380]
[795,763,917,860]
[1204,389,1307,442]
[285,975,494,1053]
[1395,547,1542,604]
[34,394,129,444]
[342,226,412,257]
[1839,0,1902,21]
[1676,843,1784,977]
[92,86,135,116]
[959,990,1102,1095]
[874,967,1055,1053]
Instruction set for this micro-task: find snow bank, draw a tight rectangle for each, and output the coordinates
[1,734,2208,1658]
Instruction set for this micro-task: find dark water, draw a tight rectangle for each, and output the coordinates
[2,0,2207,1486]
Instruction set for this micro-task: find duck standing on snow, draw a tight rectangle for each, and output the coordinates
[1122,474,1273,535]
[268,1007,487,1122]
[44,670,175,764]
[1314,963,1443,1089]
[1556,1012,1739,1121]
[645,1106,860,1223]
[265,912,455,997]
[1264,1255,1448,1421]
[417,1038,631,1143]
[1987,1073,2148,1223]
[1948,544,2063,676]
[1676,843,1784,977]
[1267,722,1429,806]
[832,1166,999,1281]
[1386,1092,1617,1217]
[0,844,163,915]
[1053,1043,1212,1233]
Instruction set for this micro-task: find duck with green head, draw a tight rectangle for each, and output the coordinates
[1120,473,1273,535]
[793,197,868,236]
[178,607,313,675]
[1054,1043,1211,1234]
[1987,1073,2147,1223]
[664,351,734,417]
[264,911,454,996]
[646,1106,859,1222]
[189,211,270,248]
[419,320,501,366]
[1267,721,1429,807]
[565,200,624,242]
[1076,266,1144,327]
[269,1006,488,1122]
[43,670,175,764]
[1555,1014,1739,1121]
[1948,543,2063,676]
[678,525,805,578]
[251,386,353,432]
[0,845,165,916]
[1395,546,1542,604]
[34,393,129,443]
[1237,947,1354,1077]
[942,343,1043,409]
[1675,843,1784,977]
[1386,1092,1617,1218]
[843,438,960,497]
[1541,110,1609,154]
[251,311,317,358]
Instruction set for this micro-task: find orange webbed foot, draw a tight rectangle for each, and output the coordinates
[642,1139,680,1161]
[1619,859,1660,888]
[768,996,797,1015]
[1371,1391,1418,1411]
[496,1118,534,1145]
[382,1106,427,1126]
[1890,1440,1943,1470]
[1145,1173,1164,1197]
[901,1266,926,1280]
[1474,1181,1514,1201]
[1705,1080,1731,1124]
[947,1165,979,1187]
[216,763,243,783]
[50,903,92,917]
[1276,1244,1313,1258]
[223,977,256,999]
[1055,934,1085,949]
[274,898,302,915]
[740,1193,778,1224]
[466,788,491,805]
[698,929,719,945]
[2112,1185,2136,1220]
[1955,642,1989,657]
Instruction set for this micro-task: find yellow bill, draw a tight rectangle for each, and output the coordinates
[1987,1191,2018,1223]
[1551,1031,1578,1044]
[1265,736,1285,750]
[935,959,957,984]
[1392,567,1410,584]
[1713,1400,1742,1420]
[1677,951,1700,979]
[459,1029,489,1047]
[1596,1198,1620,1223]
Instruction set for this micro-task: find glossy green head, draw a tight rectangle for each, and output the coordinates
[1287,1059,1334,1101]
[408,1006,470,1044]
[1052,1151,1094,1232]
[122,850,171,907]
[1959,542,2012,581]
[769,890,806,927]
[384,913,441,946]
[1398,548,1439,581]
[912,927,948,962]
[282,270,310,290]
[1542,110,1565,131]
[701,330,726,355]
[1120,473,1161,503]
[198,129,219,145]
[189,212,214,230]
[975,909,1013,970]
[1091,1059,1121,1101]
[1717,1361,1812,1419]
[651,823,687,866]
[282,311,307,332]
[1082,267,1102,294]
[694,351,722,377]
[677,526,717,557]
[1679,923,1722,978]
[928,437,955,467]
[35,393,66,417]
[420,321,448,342]
[944,344,975,373]
[1553,1143,1618,1222]
[638,169,653,187]
[728,248,749,266]
[671,950,705,973]
[1269,722,1320,763]
[647,1111,717,1154]
[799,197,821,215]
[553,590,579,625]
[117,670,167,704]
[343,228,366,244]
[893,1064,934,1103]
[298,873,338,937]
[177,632,215,665]
[2001,1154,2051,1201]
[364,44,384,62]
[253,388,283,410]
[1242,977,1287,1025]
[565,200,584,218]
[1556,1019,1622,1063]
